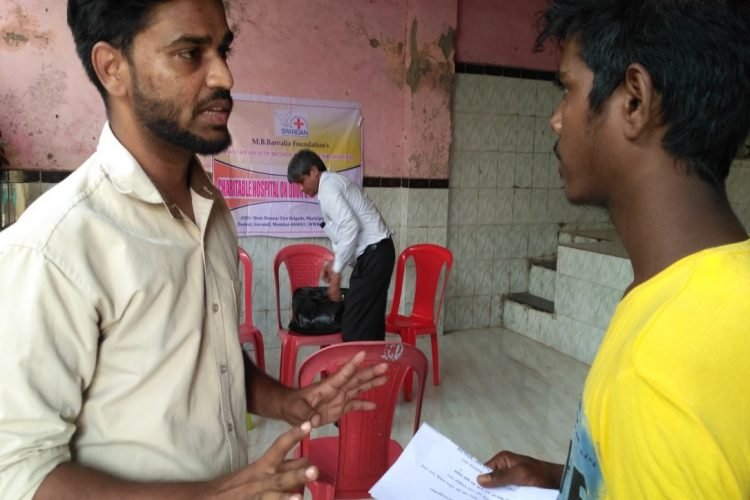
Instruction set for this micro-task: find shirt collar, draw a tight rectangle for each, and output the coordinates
[97,122,220,219]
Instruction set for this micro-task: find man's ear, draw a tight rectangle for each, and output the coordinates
[91,41,129,98]
[621,63,659,140]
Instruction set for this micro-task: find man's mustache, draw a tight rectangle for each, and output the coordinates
[196,89,233,113]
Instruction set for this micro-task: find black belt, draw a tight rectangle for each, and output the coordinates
[361,236,392,256]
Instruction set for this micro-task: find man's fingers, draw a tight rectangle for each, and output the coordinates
[340,399,376,414]
[477,470,502,488]
[342,372,389,394]
[333,355,389,393]
[300,353,391,428]
[276,457,310,473]
[477,466,522,488]
[484,450,518,469]
[309,412,323,428]
[216,427,314,498]
[254,464,318,499]
[256,422,312,469]
[321,352,367,390]
[477,452,560,489]
[283,399,317,427]
[311,359,389,408]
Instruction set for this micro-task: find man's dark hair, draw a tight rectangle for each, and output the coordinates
[287,149,328,182]
[536,0,750,192]
[67,0,169,101]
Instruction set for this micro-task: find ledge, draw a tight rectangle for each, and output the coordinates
[506,292,555,314]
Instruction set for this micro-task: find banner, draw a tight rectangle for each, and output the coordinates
[212,93,363,237]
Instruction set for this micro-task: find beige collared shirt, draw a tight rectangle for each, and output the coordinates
[0,124,248,499]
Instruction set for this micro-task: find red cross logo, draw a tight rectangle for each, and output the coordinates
[293,118,305,129]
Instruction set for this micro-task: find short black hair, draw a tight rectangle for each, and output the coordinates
[287,149,328,182]
[537,0,750,192]
[67,0,170,101]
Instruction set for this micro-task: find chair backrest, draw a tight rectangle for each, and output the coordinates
[388,244,454,323]
[238,247,254,327]
[298,341,428,498]
[273,244,334,329]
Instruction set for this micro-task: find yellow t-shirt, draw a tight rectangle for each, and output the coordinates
[559,240,750,499]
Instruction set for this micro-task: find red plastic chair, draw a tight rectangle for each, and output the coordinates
[274,244,343,387]
[239,248,265,372]
[298,341,428,500]
[386,244,453,400]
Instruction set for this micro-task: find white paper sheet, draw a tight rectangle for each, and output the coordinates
[369,423,559,500]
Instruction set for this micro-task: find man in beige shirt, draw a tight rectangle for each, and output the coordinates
[0,1,387,499]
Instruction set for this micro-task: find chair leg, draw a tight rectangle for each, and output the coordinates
[254,336,266,374]
[402,330,417,402]
[280,339,296,387]
[307,481,334,500]
[403,368,414,402]
[430,332,440,386]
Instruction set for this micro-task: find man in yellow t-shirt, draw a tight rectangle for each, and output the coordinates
[477,1,750,498]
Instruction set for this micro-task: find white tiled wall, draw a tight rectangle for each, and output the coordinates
[529,264,556,302]
[444,73,610,332]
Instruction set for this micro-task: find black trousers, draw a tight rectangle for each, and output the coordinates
[341,237,396,341]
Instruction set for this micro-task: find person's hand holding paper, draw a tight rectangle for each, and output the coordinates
[369,423,558,500]
[478,451,564,490]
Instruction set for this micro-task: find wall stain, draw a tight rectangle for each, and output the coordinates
[3,31,27,46]
[405,20,455,96]
[405,19,421,93]
[438,27,454,60]
[381,39,405,89]
[1,5,52,51]
[345,18,406,89]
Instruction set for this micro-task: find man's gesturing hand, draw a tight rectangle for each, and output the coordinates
[207,422,318,499]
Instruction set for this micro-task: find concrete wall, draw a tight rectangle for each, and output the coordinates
[0,0,456,179]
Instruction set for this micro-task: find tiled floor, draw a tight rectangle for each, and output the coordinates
[246,327,590,477]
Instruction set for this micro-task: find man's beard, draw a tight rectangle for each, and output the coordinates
[132,79,232,155]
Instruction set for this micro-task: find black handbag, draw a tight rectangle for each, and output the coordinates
[289,286,348,335]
